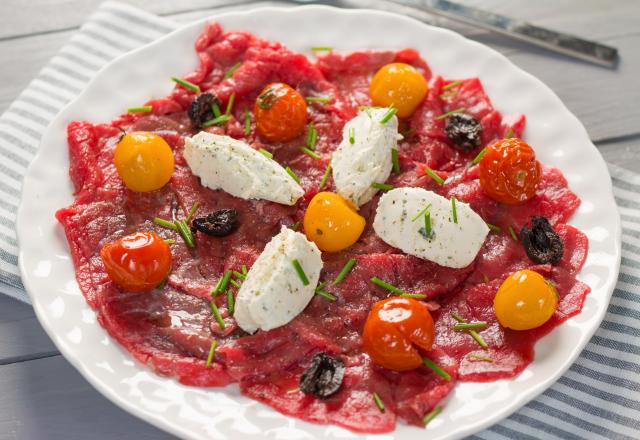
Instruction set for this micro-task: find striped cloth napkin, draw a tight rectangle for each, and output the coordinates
[1,2,637,439]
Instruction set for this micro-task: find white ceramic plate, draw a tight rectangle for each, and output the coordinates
[18,6,621,440]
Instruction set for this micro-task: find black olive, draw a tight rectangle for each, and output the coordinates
[192,209,238,237]
[519,216,564,264]
[299,352,345,399]
[445,113,482,152]
[188,92,220,128]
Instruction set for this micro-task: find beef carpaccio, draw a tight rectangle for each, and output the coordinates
[56,22,589,433]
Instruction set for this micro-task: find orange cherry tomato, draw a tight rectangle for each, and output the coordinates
[253,83,307,142]
[479,138,541,205]
[369,63,428,118]
[114,131,175,192]
[362,297,435,371]
[303,192,366,252]
[100,231,172,292]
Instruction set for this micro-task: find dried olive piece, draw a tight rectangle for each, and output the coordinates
[188,92,220,128]
[192,209,238,237]
[299,352,345,399]
[445,113,482,152]
[519,216,564,264]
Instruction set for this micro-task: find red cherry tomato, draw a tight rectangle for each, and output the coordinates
[362,297,435,371]
[253,83,307,142]
[479,138,541,205]
[100,231,172,292]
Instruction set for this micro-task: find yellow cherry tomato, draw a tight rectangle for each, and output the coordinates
[303,192,366,252]
[493,269,559,331]
[114,131,174,192]
[369,63,428,118]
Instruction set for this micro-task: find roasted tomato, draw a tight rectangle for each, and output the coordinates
[100,231,172,292]
[369,63,428,118]
[253,83,307,142]
[303,192,366,252]
[362,297,435,371]
[114,131,175,192]
[493,269,558,330]
[479,138,541,205]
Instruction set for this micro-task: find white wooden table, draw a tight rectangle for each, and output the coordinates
[1,1,639,438]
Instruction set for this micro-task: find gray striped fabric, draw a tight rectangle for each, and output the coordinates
[1,2,637,439]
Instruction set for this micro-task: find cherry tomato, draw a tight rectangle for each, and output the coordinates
[303,192,365,252]
[493,269,558,330]
[362,297,435,371]
[479,138,541,205]
[369,63,428,118]
[114,132,175,192]
[100,231,172,292]
[253,83,307,142]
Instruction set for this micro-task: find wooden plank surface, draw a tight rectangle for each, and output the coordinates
[0,1,639,439]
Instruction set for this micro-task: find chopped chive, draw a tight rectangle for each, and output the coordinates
[315,289,337,301]
[371,182,394,191]
[316,281,328,291]
[292,221,301,231]
[451,196,458,224]
[391,148,400,174]
[156,275,168,290]
[175,220,195,248]
[154,217,178,231]
[311,46,333,52]
[442,79,463,91]
[241,265,248,275]
[469,330,489,348]
[399,292,428,299]
[171,77,200,93]
[469,354,494,362]
[244,110,251,135]
[301,147,321,160]
[232,270,246,280]
[230,279,241,289]
[505,128,514,139]
[424,167,444,185]
[423,406,442,427]
[306,96,331,103]
[202,114,231,128]
[285,166,301,184]
[422,358,451,381]
[164,239,176,245]
[471,148,487,165]
[411,204,432,222]
[439,91,458,99]
[225,93,235,116]
[218,271,232,293]
[435,107,465,120]
[451,312,466,323]
[334,258,357,285]
[128,105,152,113]
[212,102,222,118]
[373,392,385,412]
[349,127,355,144]
[292,259,310,285]
[319,163,331,190]
[370,277,404,294]
[454,322,487,331]
[205,340,218,368]
[210,301,225,330]
[486,222,502,233]
[419,211,433,239]
[379,107,398,124]
[223,62,241,80]
[307,123,317,150]
[186,201,200,223]
[227,289,235,315]
[509,225,519,241]
[258,148,273,159]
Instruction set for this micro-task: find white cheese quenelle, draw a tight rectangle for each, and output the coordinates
[373,187,489,268]
[332,107,401,207]
[234,226,323,334]
[184,131,304,206]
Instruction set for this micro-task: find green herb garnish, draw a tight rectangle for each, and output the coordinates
[301,147,321,160]
[227,289,235,315]
[292,259,310,285]
[422,406,442,427]
[258,148,273,159]
[213,271,232,295]
[156,275,168,290]
[471,148,487,165]
[451,196,458,224]
[469,354,494,362]
[373,392,385,412]
[212,101,222,118]
[349,127,355,145]
[307,123,317,150]
[210,301,225,330]
[370,277,404,294]
[175,220,195,248]
[453,322,487,331]
[451,312,466,322]
[306,96,332,103]
[435,107,465,120]
[171,76,200,93]
[509,225,519,241]
[186,201,200,223]
[315,289,337,301]
[241,265,248,275]
[205,340,218,368]
[379,107,397,124]
[399,292,428,299]
[424,167,444,185]
[505,128,514,139]
[439,91,458,99]
[411,204,432,222]
[442,79,463,91]
[419,211,433,239]
[154,217,177,231]
[486,222,502,233]
[371,182,394,191]
[469,330,488,348]
[391,148,400,174]
[230,279,241,289]
[225,93,235,116]
[422,358,451,381]
[128,106,152,113]
[232,270,246,280]
[223,62,241,80]
[164,239,176,245]
[311,46,333,52]
[285,166,300,184]
[292,221,301,231]
[244,110,251,135]
[334,258,357,285]
[319,163,331,190]
[202,114,231,128]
